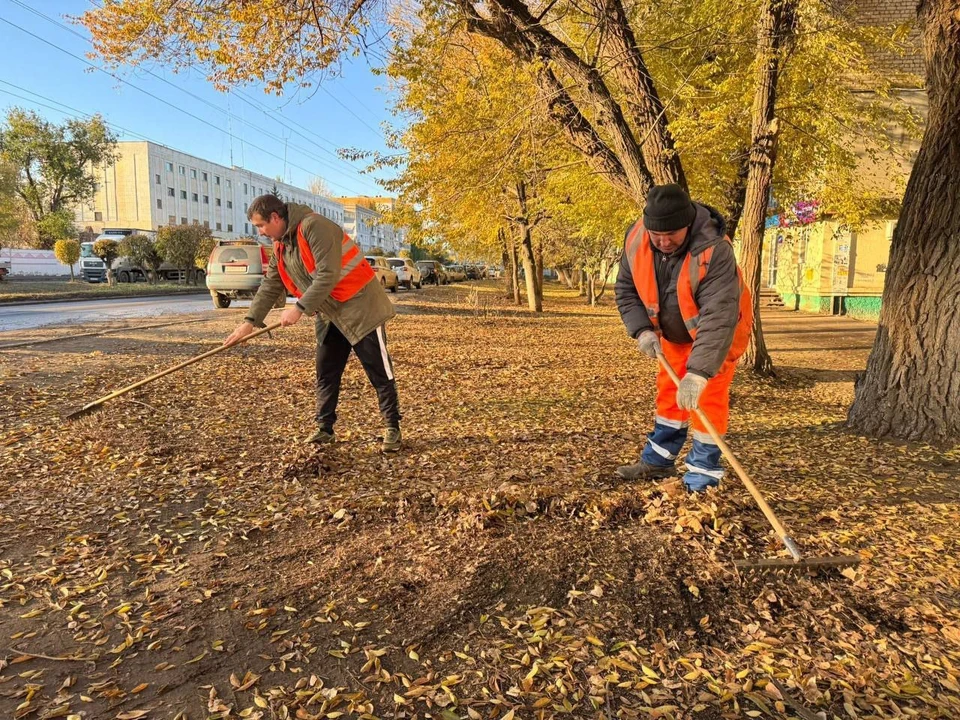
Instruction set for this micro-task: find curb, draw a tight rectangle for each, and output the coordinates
[0,290,208,307]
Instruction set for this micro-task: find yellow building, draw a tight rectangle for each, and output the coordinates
[763,0,926,320]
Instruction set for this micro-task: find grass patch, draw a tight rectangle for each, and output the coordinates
[0,280,208,303]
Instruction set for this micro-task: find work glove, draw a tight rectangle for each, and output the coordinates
[636,330,661,359]
[676,372,709,410]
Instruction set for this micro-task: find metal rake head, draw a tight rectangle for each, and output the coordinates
[734,554,861,578]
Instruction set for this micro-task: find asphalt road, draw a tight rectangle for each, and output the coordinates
[0,293,236,333]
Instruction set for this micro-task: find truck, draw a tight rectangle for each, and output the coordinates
[78,242,108,283]
[85,228,201,284]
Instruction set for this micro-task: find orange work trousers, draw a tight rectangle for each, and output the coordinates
[656,339,737,437]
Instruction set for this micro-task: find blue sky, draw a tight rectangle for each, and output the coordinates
[0,0,399,197]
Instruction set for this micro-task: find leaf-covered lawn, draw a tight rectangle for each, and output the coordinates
[0,283,958,720]
[0,281,206,304]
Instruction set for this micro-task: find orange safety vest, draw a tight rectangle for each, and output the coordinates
[625,223,754,359]
[274,214,375,303]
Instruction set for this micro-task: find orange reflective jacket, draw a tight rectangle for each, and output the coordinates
[625,224,753,359]
[274,214,375,302]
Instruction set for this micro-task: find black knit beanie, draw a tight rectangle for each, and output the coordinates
[643,184,696,232]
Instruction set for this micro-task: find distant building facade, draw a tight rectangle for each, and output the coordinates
[335,196,408,255]
[762,1,927,320]
[74,141,344,239]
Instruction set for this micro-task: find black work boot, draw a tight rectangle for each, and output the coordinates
[382,426,402,453]
[615,460,677,482]
[308,426,336,445]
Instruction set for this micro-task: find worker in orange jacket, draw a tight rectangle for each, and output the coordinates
[614,184,752,492]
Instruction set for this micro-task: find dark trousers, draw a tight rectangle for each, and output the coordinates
[315,319,401,429]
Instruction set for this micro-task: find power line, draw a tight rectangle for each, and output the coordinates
[3,0,384,192]
[318,85,386,139]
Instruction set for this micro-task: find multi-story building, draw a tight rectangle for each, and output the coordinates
[763,0,927,320]
[74,141,344,239]
[335,196,408,255]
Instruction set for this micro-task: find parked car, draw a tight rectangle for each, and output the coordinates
[0,258,10,280]
[487,264,504,279]
[206,239,286,309]
[365,256,399,292]
[417,260,447,285]
[387,257,423,289]
[464,264,483,280]
[444,264,467,282]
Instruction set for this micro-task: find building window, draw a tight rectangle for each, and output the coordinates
[216,222,222,231]
[203,195,209,204]
[244,183,248,194]
[193,220,199,226]
[227,224,233,232]
[245,222,249,234]
[155,199,161,210]
[181,217,187,225]
[168,187,175,197]
[226,180,231,190]
[202,172,208,182]
[215,176,220,185]
[180,190,187,199]
[168,215,176,225]
[155,173,161,184]
[227,200,233,209]
[179,165,185,175]
[203,220,210,228]
[93,211,103,221]
[191,169,197,179]
[216,198,221,207]
[192,192,198,202]
[165,161,173,172]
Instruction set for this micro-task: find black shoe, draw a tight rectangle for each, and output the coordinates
[308,427,335,445]
[615,460,677,481]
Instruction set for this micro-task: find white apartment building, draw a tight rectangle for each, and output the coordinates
[337,197,407,255]
[75,141,345,239]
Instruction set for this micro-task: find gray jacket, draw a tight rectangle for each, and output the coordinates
[615,203,741,379]
[246,203,395,345]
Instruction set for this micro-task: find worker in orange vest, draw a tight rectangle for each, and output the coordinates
[224,194,402,452]
[614,184,752,491]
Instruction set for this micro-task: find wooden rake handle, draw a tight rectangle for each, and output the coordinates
[67,321,282,419]
[655,348,802,562]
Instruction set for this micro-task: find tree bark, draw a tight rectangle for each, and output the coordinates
[509,236,521,304]
[534,239,544,300]
[723,150,751,240]
[519,228,541,312]
[514,180,542,312]
[462,0,655,201]
[600,0,685,188]
[737,0,797,377]
[500,227,515,299]
[847,0,960,442]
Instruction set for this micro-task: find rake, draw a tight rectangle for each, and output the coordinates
[656,348,860,575]
[65,322,282,421]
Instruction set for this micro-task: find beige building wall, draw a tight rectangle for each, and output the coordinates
[74,141,345,240]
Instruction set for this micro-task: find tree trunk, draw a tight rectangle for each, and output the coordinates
[737,0,797,377]
[534,240,544,300]
[847,0,960,442]
[600,0,686,188]
[519,227,541,312]
[724,150,751,240]
[464,0,655,202]
[500,227,514,299]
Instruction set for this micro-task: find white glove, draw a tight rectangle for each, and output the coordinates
[636,330,661,359]
[676,373,709,410]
